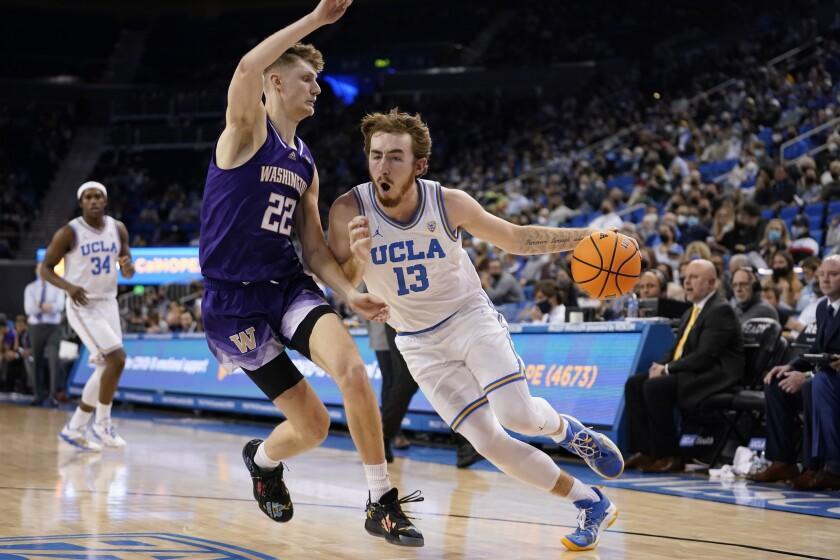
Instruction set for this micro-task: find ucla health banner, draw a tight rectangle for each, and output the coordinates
[37,247,201,285]
[70,323,671,429]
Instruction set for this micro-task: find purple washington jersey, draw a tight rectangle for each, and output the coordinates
[199,117,316,282]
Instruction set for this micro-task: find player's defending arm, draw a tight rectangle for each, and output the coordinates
[327,191,369,288]
[443,188,596,255]
[217,0,352,168]
[116,221,135,279]
[41,226,88,305]
[298,170,388,322]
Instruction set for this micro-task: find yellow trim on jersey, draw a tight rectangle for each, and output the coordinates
[450,395,489,432]
[483,371,526,395]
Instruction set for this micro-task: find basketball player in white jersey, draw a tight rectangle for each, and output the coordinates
[328,110,625,551]
[41,181,134,452]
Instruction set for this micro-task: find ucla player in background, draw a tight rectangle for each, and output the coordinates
[329,110,626,552]
[198,0,423,547]
[41,181,134,452]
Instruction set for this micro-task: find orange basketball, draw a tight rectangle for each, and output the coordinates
[571,231,641,299]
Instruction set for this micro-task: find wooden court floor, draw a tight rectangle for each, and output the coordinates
[1,404,837,559]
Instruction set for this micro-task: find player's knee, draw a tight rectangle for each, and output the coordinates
[334,361,370,395]
[300,409,330,446]
[106,348,126,371]
[496,411,542,437]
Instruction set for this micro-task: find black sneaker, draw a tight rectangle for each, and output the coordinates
[364,488,424,547]
[242,438,293,522]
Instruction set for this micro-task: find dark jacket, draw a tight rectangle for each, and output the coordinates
[665,292,745,410]
[791,299,840,374]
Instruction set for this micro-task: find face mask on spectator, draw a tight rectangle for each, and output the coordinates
[677,215,688,225]
[793,226,808,238]
[687,216,699,227]
[767,230,782,243]
[772,266,790,278]
[537,300,552,314]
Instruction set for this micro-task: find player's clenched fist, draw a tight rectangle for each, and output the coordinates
[348,216,373,263]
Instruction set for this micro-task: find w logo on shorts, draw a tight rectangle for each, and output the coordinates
[229,327,257,353]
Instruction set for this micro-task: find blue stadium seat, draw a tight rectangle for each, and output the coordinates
[630,207,645,223]
[805,202,825,216]
[811,229,824,245]
[779,206,799,220]
[829,200,840,215]
[569,215,587,228]
[607,174,635,190]
[782,139,813,160]
[761,209,775,220]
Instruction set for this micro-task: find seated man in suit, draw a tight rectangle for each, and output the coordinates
[624,259,744,472]
[749,255,840,490]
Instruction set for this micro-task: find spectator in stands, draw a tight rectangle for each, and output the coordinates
[761,280,797,330]
[758,219,791,266]
[788,215,819,262]
[798,158,822,203]
[638,213,659,246]
[654,224,683,271]
[173,310,200,334]
[769,164,797,205]
[623,260,743,473]
[13,315,32,390]
[481,258,523,317]
[637,270,665,299]
[821,160,840,201]
[827,214,840,255]
[770,250,803,308]
[656,262,685,300]
[0,314,19,390]
[731,268,779,323]
[680,208,711,245]
[720,202,765,254]
[145,310,168,334]
[527,280,566,324]
[711,204,735,246]
[750,256,840,490]
[588,199,622,231]
[797,256,823,312]
[164,301,184,331]
[683,241,712,262]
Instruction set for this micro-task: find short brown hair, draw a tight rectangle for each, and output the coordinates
[360,108,432,174]
[265,43,324,74]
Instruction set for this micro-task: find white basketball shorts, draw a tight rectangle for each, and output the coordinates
[66,297,123,361]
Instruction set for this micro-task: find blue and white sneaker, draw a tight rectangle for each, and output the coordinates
[92,419,127,448]
[561,487,618,551]
[58,424,102,452]
[557,414,624,479]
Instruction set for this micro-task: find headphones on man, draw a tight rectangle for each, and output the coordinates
[643,268,668,293]
[734,266,761,294]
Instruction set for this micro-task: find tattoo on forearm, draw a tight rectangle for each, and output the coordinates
[519,227,590,254]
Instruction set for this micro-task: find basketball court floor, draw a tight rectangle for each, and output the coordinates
[1,403,838,559]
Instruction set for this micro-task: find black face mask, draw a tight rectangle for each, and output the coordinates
[660,234,671,243]
[491,272,502,280]
[772,267,790,278]
[537,300,552,314]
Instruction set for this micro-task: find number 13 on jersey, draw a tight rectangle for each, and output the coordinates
[393,264,429,296]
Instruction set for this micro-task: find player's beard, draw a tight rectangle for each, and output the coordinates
[372,176,414,208]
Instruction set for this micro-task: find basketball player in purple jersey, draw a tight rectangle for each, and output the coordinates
[198,0,423,546]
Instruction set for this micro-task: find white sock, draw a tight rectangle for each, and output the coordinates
[254,441,282,470]
[566,478,598,503]
[95,402,112,424]
[68,408,92,431]
[549,415,570,444]
[364,462,392,502]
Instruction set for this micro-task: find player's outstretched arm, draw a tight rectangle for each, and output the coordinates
[219,0,352,167]
[298,172,388,322]
[116,221,135,279]
[443,188,595,255]
[41,226,88,305]
[327,191,369,287]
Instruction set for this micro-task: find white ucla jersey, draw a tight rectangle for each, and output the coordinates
[64,216,122,300]
[353,179,482,333]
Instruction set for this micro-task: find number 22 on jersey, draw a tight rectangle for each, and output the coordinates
[260,193,297,235]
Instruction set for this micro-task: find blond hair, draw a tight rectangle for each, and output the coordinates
[360,108,432,175]
[265,43,324,74]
